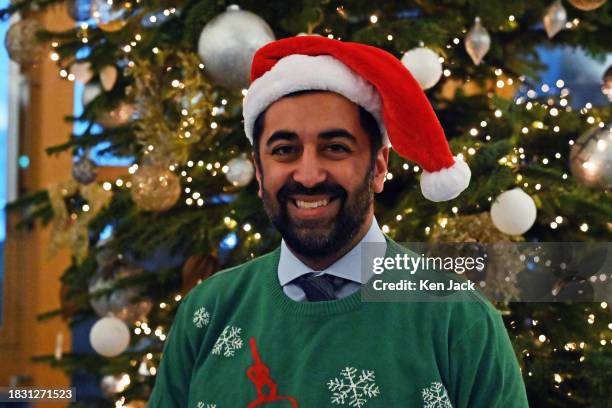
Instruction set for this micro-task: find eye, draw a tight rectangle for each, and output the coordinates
[324,143,351,153]
[271,145,297,156]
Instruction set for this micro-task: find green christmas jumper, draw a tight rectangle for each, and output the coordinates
[148,237,529,407]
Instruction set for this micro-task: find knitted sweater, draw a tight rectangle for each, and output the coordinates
[148,238,528,408]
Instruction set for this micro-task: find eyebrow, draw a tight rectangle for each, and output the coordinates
[265,129,357,147]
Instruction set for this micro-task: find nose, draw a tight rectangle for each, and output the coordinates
[292,145,327,188]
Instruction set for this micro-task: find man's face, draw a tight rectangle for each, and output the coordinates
[254,92,388,258]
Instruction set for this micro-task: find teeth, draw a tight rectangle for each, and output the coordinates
[296,199,329,209]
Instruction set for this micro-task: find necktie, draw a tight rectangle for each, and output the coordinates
[293,273,338,301]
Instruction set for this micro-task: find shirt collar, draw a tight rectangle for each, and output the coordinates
[278,216,387,286]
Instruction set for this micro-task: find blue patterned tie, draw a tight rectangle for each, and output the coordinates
[294,273,338,301]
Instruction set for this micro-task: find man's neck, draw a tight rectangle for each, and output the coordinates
[288,212,374,271]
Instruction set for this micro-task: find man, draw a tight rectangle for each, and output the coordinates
[148,36,528,407]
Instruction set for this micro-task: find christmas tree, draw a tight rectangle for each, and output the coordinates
[1,0,611,406]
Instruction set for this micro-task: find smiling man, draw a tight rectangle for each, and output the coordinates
[149,36,529,407]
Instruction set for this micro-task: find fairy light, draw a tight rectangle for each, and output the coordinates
[369,15,378,23]
[508,15,515,22]
[554,126,560,133]
[541,84,550,93]
[587,314,595,324]
[243,223,252,232]
[67,73,76,81]
[443,69,451,77]
[522,127,529,134]
[174,294,182,302]
[494,110,502,118]
[550,108,559,116]
[580,223,589,232]
[535,184,541,190]
[587,116,595,124]
[382,225,390,233]
[538,334,547,342]
[413,165,420,172]
[496,80,505,88]
[103,182,112,191]
[115,179,124,187]
[159,302,167,309]
[396,214,403,221]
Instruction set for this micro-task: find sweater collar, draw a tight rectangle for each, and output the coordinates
[277,216,387,286]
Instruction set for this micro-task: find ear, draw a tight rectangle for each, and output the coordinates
[253,155,263,199]
[373,146,389,194]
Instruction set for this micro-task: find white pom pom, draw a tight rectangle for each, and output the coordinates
[420,157,471,202]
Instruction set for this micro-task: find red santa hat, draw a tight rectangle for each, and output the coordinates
[242,35,471,202]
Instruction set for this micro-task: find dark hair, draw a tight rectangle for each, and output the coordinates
[251,90,382,170]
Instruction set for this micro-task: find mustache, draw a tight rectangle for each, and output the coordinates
[277,181,347,203]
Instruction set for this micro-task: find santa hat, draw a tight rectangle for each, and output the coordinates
[242,35,471,202]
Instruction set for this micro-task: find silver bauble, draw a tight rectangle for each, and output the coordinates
[225,156,254,187]
[570,124,612,188]
[465,17,490,66]
[568,0,607,10]
[131,164,182,212]
[72,155,97,184]
[66,0,90,22]
[91,0,128,32]
[108,265,152,323]
[197,5,275,89]
[100,373,131,397]
[88,272,113,317]
[4,19,45,66]
[97,102,135,128]
[543,0,567,39]
[602,65,612,102]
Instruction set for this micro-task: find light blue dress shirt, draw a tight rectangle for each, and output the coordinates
[277,217,387,302]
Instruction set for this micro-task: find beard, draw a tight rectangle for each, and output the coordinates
[261,169,374,258]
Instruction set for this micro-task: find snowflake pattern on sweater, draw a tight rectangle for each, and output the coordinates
[421,382,453,408]
[327,366,380,407]
[192,306,210,328]
[196,403,216,408]
[212,325,243,357]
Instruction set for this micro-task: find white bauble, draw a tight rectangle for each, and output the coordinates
[82,83,102,106]
[225,156,255,187]
[70,61,94,84]
[490,188,537,235]
[90,316,130,357]
[197,5,275,89]
[401,47,443,90]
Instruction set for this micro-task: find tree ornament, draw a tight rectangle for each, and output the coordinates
[429,212,523,303]
[100,65,118,91]
[82,83,102,106]
[108,266,152,324]
[225,155,255,187]
[131,163,181,212]
[72,153,97,184]
[543,0,567,39]
[464,17,490,66]
[100,373,131,397]
[490,188,537,235]
[88,271,114,317]
[69,61,94,84]
[601,65,612,102]
[197,5,275,89]
[97,102,135,128]
[4,19,45,67]
[570,124,612,188]
[400,46,443,90]
[90,316,130,357]
[66,0,90,22]
[91,0,129,32]
[568,0,607,10]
